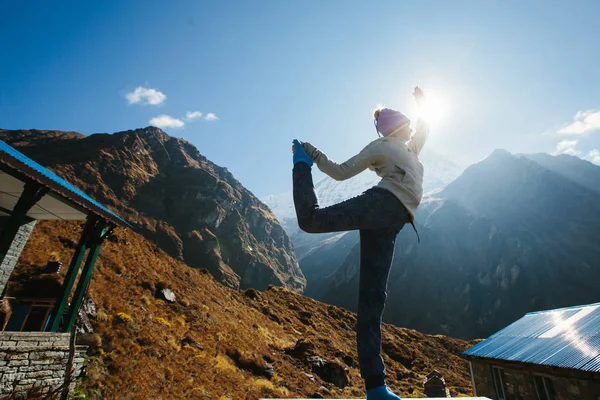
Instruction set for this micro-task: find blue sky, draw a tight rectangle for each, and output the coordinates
[2,1,600,197]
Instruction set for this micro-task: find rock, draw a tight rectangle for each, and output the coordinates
[262,354,274,363]
[76,296,97,334]
[260,306,281,323]
[309,358,349,389]
[243,288,260,300]
[285,338,317,358]
[159,288,176,303]
[181,337,204,351]
[342,354,355,368]
[307,356,326,369]
[299,310,312,325]
[310,386,330,398]
[225,348,272,378]
[264,362,274,379]
[81,296,97,317]
[77,333,102,349]
[58,236,77,249]
[303,372,316,382]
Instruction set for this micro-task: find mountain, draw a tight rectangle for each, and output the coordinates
[523,152,600,194]
[302,150,600,339]
[0,128,305,292]
[11,220,474,399]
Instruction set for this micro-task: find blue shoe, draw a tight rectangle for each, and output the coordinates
[292,139,313,167]
[366,385,402,400]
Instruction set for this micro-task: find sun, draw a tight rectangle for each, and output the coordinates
[416,89,447,124]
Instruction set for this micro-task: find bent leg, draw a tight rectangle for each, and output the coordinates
[293,163,408,233]
[356,226,401,390]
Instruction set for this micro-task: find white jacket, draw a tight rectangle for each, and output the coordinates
[302,120,429,220]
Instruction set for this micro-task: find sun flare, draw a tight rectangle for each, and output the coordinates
[416,89,447,124]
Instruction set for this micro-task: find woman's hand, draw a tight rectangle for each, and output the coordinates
[413,86,425,105]
[292,139,314,166]
[292,139,303,153]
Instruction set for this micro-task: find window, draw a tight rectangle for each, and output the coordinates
[492,367,507,400]
[4,299,54,332]
[534,375,556,400]
[22,305,52,331]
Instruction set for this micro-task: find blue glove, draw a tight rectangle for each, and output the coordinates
[292,139,313,167]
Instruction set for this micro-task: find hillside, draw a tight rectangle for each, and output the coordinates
[13,220,474,399]
[0,128,305,292]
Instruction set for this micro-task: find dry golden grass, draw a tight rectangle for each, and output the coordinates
[154,317,172,328]
[115,312,133,323]
[11,220,475,399]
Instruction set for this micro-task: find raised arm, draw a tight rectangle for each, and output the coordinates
[407,86,430,155]
[407,118,430,155]
[301,141,376,181]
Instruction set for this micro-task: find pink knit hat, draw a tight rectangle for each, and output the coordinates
[375,108,410,137]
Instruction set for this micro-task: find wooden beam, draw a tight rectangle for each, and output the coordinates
[46,216,98,332]
[63,222,113,333]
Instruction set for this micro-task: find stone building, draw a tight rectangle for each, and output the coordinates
[463,302,600,400]
[0,140,128,396]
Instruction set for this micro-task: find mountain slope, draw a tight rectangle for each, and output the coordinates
[0,127,305,292]
[305,150,600,339]
[13,220,474,399]
[523,152,600,194]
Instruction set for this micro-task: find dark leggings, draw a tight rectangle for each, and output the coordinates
[293,163,410,390]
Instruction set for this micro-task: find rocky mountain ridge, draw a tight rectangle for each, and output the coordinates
[0,127,305,292]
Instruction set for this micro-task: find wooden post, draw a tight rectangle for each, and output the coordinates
[46,216,98,332]
[63,222,113,333]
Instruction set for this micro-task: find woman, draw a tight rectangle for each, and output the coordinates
[291,87,429,400]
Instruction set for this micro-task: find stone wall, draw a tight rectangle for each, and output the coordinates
[0,331,86,397]
[470,359,600,400]
[0,219,36,294]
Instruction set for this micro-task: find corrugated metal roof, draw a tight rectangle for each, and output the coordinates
[0,140,129,227]
[463,302,600,372]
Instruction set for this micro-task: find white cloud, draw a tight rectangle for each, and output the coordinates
[186,111,203,120]
[554,139,580,156]
[558,109,600,135]
[589,149,600,165]
[126,86,166,105]
[149,115,185,129]
[553,140,600,165]
[204,113,218,121]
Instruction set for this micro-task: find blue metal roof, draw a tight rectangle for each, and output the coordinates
[463,302,600,372]
[0,140,129,227]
